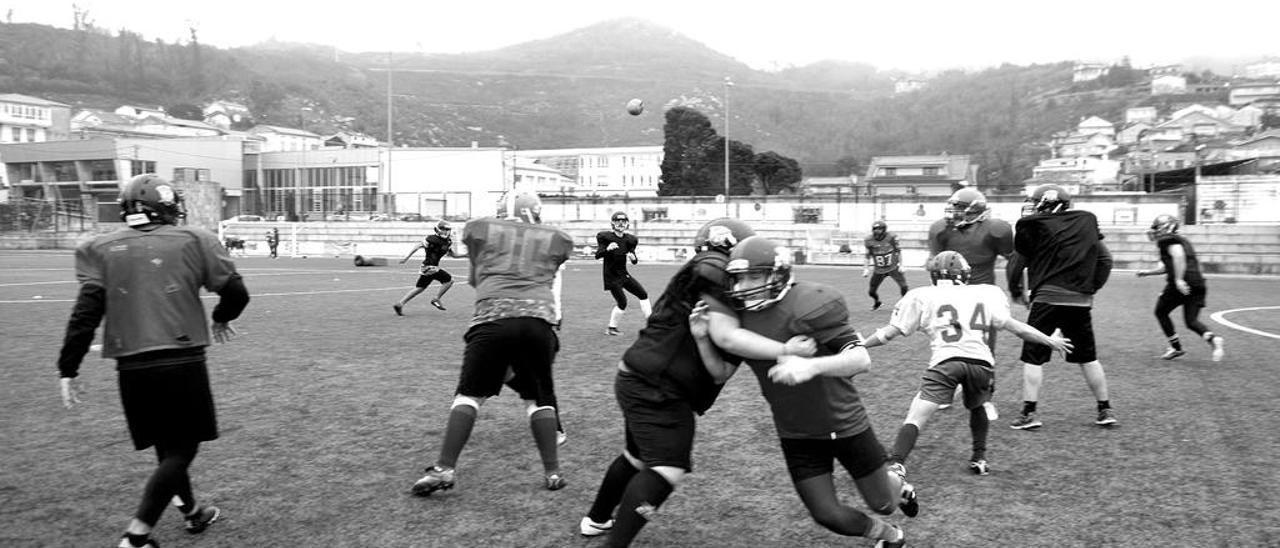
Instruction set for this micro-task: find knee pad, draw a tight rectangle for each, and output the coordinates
[452,395,485,411]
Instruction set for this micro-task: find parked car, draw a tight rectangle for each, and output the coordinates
[400,214,426,222]
[226,215,263,222]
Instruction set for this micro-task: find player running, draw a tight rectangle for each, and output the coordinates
[863,251,1072,478]
[1136,214,1225,361]
[411,190,574,496]
[597,211,652,335]
[863,220,909,311]
[394,220,463,314]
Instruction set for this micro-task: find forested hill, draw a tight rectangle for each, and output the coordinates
[1,18,1175,190]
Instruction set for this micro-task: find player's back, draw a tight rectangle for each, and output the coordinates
[891,284,1010,366]
[463,217,574,302]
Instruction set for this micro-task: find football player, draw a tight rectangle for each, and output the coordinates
[928,188,1014,286]
[597,211,652,335]
[411,190,575,496]
[699,236,914,548]
[579,218,815,547]
[394,220,464,314]
[1006,184,1117,429]
[1136,215,1225,361]
[57,174,249,548]
[863,220,909,311]
[863,251,1072,478]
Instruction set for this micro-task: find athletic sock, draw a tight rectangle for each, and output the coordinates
[1097,400,1111,412]
[969,407,989,461]
[1168,335,1182,351]
[864,517,902,542]
[529,407,560,473]
[606,469,673,547]
[587,455,640,523]
[890,424,920,464]
[609,307,625,329]
[123,533,151,548]
[1202,332,1216,345]
[1022,401,1037,415]
[437,404,478,468]
[639,299,652,318]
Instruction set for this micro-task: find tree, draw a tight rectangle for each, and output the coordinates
[752,151,802,195]
[658,107,719,196]
[833,155,861,176]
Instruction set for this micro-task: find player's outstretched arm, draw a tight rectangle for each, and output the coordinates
[768,344,871,386]
[400,245,422,264]
[690,301,738,383]
[862,325,904,348]
[706,302,815,360]
[1002,317,1072,357]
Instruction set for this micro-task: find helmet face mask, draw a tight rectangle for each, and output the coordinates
[1023,184,1071,216]
[946,188,989,227]
[611,211,629,232]
[1147,214,1179,241]
[927,250,972,285]
[724,236,794,311]
[119,174,185,226]
[693,218,755,253]
[434,220,452,238]
[497,190,542,223]
[871,220,887,240]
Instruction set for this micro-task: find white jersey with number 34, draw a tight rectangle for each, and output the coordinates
[889,284,1011,367]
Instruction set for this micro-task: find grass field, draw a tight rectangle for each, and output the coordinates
[2,250,1278,547]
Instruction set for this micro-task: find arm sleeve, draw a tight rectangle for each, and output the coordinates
[995,221,1014,257]
[927,220,945,256]
[199,231,238,292]
[887,292,921,337]
[57,283,106,378]
[1092,241,1113,291]
[211,273,250,323]
[594,233,609,259]
[1007,252,1026,295]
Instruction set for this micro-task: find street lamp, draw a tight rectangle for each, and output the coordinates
[723,76,733,215]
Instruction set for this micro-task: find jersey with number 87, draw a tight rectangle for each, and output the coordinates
[888,284,1010,367]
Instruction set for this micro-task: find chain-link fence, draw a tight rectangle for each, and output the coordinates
[0,198,95,233]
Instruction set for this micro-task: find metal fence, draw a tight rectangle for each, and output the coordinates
[0,198,95,233]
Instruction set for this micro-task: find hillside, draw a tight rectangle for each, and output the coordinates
[0,18,1176,190]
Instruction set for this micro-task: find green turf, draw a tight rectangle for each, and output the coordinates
[2,252,1277,547]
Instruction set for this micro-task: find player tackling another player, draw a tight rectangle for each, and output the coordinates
[864,251,1072,478]
[1136,214,1225,362]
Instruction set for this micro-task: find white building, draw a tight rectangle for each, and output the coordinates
[248,125,324,152]
[514,146,662,197]
[0,94,71,143]
[1151,75,1188,95]
[1031,157,1122,191]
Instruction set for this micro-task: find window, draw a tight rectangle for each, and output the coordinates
[9,127,19,142]
[882,167,897,177]
[131,160,157,177]
[88,160,117,181]
[923,167,939,176]
[50,161,78,182]
[26,128,36,142]
[793,206,822,224]
[173,168,210,183]
[642,208,669,221]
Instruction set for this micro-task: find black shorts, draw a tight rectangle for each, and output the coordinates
[1019,302,1098,365]
[415,268,452,287]
[868,270,906,287]
[780,427,887,483]
[616,370,697,471]
[118,361,218,450]
[919,358,994,409]
[457,318,559,406]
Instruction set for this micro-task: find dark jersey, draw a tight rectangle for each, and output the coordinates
[462,217,575,326]
[73,224,238,358]
[1011,210,1112,296]
[864,233,901,274]
[622,249,737,414]
[1156,234,1205,288]
[596,230,639,289]
[418,234,452,267]
[929,217,1014,285]
[707,282,869,439]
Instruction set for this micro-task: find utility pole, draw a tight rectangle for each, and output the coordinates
[723,76,733,216]
[385,51,393,213]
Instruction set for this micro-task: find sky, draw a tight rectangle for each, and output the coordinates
[5,0,1279,73]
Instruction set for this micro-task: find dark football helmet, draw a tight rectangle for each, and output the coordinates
[119,174,185,226]
[1147,214,1180,241]
[497,189,542,223]
[693,217,755,253]
[927,250,972,285]
[724,236,794,311]
[1023,184,1072,216]
[611,211,629,232]
[434,220,452,238]
[946,188,989,227]
[871,220,888,240]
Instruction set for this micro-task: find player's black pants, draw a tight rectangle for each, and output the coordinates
[1155,285,1209,337]
[608,277,649,310]
[136,441,200,526]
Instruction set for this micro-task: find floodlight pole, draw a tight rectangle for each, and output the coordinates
[723,76,733,216]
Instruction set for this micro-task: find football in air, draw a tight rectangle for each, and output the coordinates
[626,98,644,116]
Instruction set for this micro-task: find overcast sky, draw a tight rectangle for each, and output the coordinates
[6,0,1279,72]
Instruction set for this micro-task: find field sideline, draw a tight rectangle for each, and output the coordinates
[2,251,1278,547]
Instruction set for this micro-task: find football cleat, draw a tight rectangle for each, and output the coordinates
[183,505,220,534]
[117,535,159,548]
[871,301,883,311]
[874,526,906,548]
[411,466,455,496]
[545,473,566,491]
[969,459,990,476]
[897,478,919,518]
[1010,412,1042,430]
[579,516,614,537]
[393,303,404,316]
[430,299,447,311]
[887,462,907,480]
[605,326,621,336]
[1095,408,1118,427]
[1211,336,1225,362]
[556,429,568,446]
[1159,347,1185,360]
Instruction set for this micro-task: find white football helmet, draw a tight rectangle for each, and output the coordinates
[497,190,542,223]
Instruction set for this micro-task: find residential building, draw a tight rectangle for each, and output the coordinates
[202,100,251,129]
[0,94,71,143]
[1149,64,1184,77]
[248,125,324,152]
[115,105,166,120]
[1155,110,1247,139]
[1073,63,1109,82]
[1125,106,1158,125]
[513,146,662,197]
[1243,60,1280,79]
[324,131,379,149]
[1077,116,1115,137]
[1030,157,1122,192]
[1228,81,1280,107]
[801,176,858,196]
[1054,132,1117,158]
[863,154,977,196]
[1152,74,1188,95]
[894,78,925,94]
[1116,122,1152,146]
[72,108,229,139]
[512,157,574,195]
